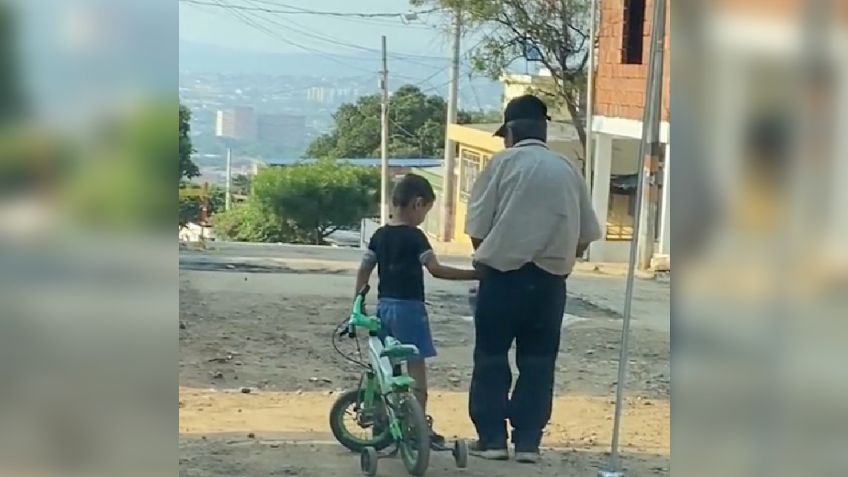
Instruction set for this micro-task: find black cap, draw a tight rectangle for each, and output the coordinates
[493,95,551,137]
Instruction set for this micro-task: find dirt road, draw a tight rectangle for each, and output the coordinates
[179,246,670,476]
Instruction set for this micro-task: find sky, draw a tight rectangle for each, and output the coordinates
[178,0,457,58]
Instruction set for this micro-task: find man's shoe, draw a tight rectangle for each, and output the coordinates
[514,449,541,464]
[469,440,509,460]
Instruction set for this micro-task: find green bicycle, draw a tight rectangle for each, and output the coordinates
[329,285,468,476]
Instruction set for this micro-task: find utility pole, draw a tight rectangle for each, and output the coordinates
[584,0,599,190]
[583,0,599,261]
[599,1,667,476]
[636,0,667,271]
[380,35,390,225]
[440,5,461,241]
[225,145,232,211]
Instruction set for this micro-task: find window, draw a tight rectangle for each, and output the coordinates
[606,174,637,240]
[459,148,482,200]
[621,0,646,65]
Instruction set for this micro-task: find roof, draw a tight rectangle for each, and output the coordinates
[463,122,581,143]
[447,121,581,153]
[264,158,443,168]
[412,166,444,183]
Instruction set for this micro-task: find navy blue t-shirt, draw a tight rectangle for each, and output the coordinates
[366,225,433,302]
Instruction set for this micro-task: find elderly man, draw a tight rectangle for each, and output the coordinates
[465,95,601,463]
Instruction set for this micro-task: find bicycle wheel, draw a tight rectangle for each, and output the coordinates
[395,395,430,476]
[329,389,393,452]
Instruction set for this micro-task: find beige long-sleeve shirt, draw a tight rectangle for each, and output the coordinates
[465,139,601,276]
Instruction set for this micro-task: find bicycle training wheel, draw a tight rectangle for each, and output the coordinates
[329,389,393,452]
[360,446,378,476]
[396,395,431,476]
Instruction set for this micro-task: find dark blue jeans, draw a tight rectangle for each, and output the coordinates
[469,263,566,451]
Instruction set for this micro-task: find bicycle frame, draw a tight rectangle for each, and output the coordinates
[347,286,419,439]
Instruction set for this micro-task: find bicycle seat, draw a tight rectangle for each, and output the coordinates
[380,343,420,361]
[386,375,415,391]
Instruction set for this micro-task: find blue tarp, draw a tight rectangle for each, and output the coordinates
[265,158,442,168]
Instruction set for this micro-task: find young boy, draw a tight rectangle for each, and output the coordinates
[356,173,477,446]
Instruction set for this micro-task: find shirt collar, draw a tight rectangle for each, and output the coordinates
[512,138,549,149]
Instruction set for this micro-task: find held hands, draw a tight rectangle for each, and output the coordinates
[468,286,478,315]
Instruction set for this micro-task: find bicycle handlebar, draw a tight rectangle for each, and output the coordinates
[354,284,371,314]
[345,284,379,336]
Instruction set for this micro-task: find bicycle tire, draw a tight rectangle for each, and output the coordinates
[329,389,393,452]
[396,396,430,476]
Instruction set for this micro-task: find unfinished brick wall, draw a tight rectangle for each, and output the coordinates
[595,0,670,122]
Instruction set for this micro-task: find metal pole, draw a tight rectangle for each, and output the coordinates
[583,0,599,261]
[380,35,389,225]
[637,1,668,271]
[225,146,232,211]
[440,6,461,241]
[599,0,666,475]
[584,0,598,190]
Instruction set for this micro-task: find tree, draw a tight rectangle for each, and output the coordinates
[307,85,488,159]
[458,109,502,124]
[412,0,591,154]
[252,160,380,244]
[212,200,291,243]
[64,103,177,229]
[0,5,22,124]
[180,104,199,182]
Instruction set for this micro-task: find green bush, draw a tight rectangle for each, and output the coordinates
[212,200,291,243]
[252,160,379,244]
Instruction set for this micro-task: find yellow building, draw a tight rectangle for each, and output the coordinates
[417,118,645,261]
[417,121,584,256]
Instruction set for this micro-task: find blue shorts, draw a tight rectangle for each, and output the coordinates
[377,298,437,360]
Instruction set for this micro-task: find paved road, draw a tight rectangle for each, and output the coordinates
[180,241,670,333]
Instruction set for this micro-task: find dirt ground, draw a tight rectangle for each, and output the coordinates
[179,255,670,477]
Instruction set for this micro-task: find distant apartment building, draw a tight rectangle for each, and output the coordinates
[306,87,326,103]
[215,107,257,141]
[306,86,361,105]
[256,114,307,149]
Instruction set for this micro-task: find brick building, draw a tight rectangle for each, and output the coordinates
[589,0,671,264]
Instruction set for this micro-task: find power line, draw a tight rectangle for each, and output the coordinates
[184,0,493,99]
[239,0,449,65]
[250,0,437,30]
[203,0,380,75]
[180,0,442,19]
[466,73,486,113]
[184,0,454,62]
[408,34,490,92]
[232,5,432,84]
[190,0,464,88]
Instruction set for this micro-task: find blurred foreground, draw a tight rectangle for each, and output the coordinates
[673,1,848,476]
